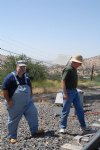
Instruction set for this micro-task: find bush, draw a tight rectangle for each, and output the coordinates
[0,55,48,83]
[47,72,61,81]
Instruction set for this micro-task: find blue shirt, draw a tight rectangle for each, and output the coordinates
[2,71,32,98]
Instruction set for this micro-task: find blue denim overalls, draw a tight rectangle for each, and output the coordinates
[7,72,38,139]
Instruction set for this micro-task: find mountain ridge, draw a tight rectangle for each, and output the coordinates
[48,55,100,77]
[0,54,100,77]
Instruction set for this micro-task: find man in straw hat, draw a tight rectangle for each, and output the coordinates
[59,55,91,133]
[2,60,44,144]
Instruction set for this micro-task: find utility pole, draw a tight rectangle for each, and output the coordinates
[90,65,94,81]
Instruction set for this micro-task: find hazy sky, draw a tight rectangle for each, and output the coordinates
[0,0,100,61]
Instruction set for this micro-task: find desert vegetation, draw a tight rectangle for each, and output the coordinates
[0,54,100,94]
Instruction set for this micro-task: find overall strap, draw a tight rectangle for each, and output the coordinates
[12,72,20,85]
[24,73,28,84]
[12,72,28,85]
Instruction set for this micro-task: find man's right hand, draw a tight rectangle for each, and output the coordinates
[63,94,68,100]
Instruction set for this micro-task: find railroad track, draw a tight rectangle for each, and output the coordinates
[61,120,100,150]
[81,129,100,150]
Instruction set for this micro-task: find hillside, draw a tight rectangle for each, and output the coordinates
[0,54,7,68]
[48,55,100,77]
[0,54,100,77]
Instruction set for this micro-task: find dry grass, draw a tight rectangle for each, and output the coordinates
[1,79,100,96]
[32,87,60,94]
[0,90,3,97]
[32,80,61,94]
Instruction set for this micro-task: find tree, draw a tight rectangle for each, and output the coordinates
[0,55,47,83]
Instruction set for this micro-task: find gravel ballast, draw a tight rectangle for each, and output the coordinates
[0,99,100,150]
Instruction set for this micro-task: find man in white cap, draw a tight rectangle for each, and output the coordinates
[59,55,91,133]
[2,60,44,144]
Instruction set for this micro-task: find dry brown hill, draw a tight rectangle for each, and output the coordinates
[79,55,100,77]
[0,54,6,67]
[48,55,100,77]
[0,54,99,77]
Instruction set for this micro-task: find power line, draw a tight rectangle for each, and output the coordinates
[0,36,49,59]
[0,47,20,55]
[0,47,55,66]
[0,35,72,65]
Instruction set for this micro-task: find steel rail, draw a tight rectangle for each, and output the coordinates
[81,129,100,150]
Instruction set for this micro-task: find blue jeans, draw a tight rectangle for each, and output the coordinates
[60,89,86,129]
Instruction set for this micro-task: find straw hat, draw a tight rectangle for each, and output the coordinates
[71,55,83,64]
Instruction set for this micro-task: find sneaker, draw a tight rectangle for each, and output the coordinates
[81,126,92,132]
[32,129,45,137]
[9,138,17,144]
[59,128,66,134]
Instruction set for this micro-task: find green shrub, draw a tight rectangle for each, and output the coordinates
[0,54,48,83]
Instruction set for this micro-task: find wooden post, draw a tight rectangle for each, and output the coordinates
[90,65,94,81]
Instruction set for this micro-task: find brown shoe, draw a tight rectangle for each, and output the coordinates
[9,138,17,144]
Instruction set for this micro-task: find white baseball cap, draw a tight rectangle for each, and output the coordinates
[16,60,27,67]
